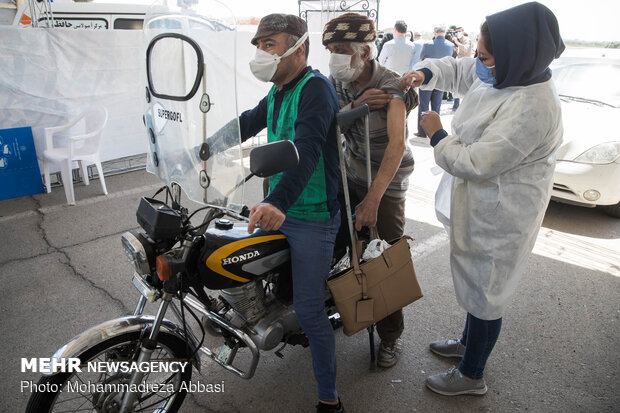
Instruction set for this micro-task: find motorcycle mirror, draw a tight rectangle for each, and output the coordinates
[146,33,204,102]
[250,140,299,178]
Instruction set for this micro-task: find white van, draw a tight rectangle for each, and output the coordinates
[12,0,149,30]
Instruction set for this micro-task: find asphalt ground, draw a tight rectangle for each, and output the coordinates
[1,109,619,412]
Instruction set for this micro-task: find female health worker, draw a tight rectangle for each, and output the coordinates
[401,1,565,396]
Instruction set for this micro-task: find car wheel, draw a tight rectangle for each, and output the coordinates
[601,202,620,218]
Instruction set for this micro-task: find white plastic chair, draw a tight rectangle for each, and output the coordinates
[42,106,109,205]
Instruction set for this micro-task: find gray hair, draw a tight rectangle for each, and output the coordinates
[433,25,446,34]
[286,33,309,59]
[350,41,378,60]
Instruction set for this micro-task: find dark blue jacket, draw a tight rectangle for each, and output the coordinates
[239,66,340,219]
[420,36,454,60]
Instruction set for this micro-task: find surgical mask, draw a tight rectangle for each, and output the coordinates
[249,32,309,82]
[328,53,365,83]
[475,57,496,85]
[457,32,463,39]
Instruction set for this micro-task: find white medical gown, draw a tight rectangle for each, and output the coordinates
[415,56,563,320]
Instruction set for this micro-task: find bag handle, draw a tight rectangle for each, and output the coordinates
[336,105,369,275]
[335,105,375,301]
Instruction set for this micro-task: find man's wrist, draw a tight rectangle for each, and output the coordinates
[364,189,383,205]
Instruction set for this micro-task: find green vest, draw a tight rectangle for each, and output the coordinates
[266,71,330,222]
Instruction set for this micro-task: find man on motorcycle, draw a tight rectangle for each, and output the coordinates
[322,13,418,368]
[242,14,344,413]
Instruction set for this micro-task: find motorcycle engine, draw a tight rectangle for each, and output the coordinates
[218,278,299,351]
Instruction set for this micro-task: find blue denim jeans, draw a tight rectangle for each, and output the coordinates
[279,212,341,401]
[458,313,503,380]
[417,89,444,136]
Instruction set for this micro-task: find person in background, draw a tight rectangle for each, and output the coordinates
[412,31,424,65]
[322,12,418,368]
[376,31,393,57]
[401,1,564,396]
[450,26,473,109]
[414,25,454,137]
[240,14,344,413]
[378,20,420,75]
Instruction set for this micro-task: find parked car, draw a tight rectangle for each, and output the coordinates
[550,54,620,217]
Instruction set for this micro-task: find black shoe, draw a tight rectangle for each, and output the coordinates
[316,398,344,413]
[414,132,427,138]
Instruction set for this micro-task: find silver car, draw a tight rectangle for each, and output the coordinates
[551,54,620,218]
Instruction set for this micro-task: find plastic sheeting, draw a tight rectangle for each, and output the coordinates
[0,26,331,174]
[0,27,146,173]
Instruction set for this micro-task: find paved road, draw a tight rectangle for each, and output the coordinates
[1,128,618,412]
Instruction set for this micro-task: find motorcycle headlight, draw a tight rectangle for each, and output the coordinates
[573,142,620,164]
[121,231,152,275]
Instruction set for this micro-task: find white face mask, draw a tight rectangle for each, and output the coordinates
[328,53,365,83]
[249,32,309,83]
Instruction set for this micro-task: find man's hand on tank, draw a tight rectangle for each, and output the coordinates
[247,203,286,233]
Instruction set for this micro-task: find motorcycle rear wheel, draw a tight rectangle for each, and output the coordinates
[25,331,193,413]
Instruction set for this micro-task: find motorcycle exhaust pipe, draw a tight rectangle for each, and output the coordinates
[182,295,260,380]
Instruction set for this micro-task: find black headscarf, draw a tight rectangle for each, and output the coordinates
[486,2,565,89]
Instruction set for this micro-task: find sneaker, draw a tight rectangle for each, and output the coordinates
[377,339,402,368]
[429,339,466,358]
[425,366,487,396]
[316,398,345,413]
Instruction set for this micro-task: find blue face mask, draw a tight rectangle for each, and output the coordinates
[475,57,496,84]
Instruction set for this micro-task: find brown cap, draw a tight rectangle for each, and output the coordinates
[251,14,308,45]
[322,12,377,46]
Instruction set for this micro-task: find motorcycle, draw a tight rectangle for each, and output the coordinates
[25,2,373,412]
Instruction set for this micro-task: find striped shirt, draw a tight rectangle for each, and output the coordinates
[332,61,417,198]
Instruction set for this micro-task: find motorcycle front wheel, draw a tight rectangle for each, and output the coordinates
[26,330,193,413]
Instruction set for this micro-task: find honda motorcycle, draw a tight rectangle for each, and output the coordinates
[25,1,369,412]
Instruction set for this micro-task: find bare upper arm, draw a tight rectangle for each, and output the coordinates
[386,97,406,143]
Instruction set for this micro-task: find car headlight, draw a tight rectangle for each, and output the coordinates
[121,231,153,275]
[573,142,620,164]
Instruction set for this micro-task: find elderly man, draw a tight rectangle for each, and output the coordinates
[322,13,418,368]
[414,25,455,137]
[235,14,344,413]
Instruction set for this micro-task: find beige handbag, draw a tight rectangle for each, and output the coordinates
[327,234,422,336]
[327,105,423,337]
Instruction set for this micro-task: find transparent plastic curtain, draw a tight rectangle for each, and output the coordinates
[143,0,245,210]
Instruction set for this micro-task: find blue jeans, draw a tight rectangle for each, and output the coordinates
[458,313,503,380]
[452,98,460,109]
[417,89,444,136]
[279,212,341,401]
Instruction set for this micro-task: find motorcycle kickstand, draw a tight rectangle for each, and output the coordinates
[274,341,288,359]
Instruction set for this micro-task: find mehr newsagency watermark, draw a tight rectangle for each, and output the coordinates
[20,358,225,394]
